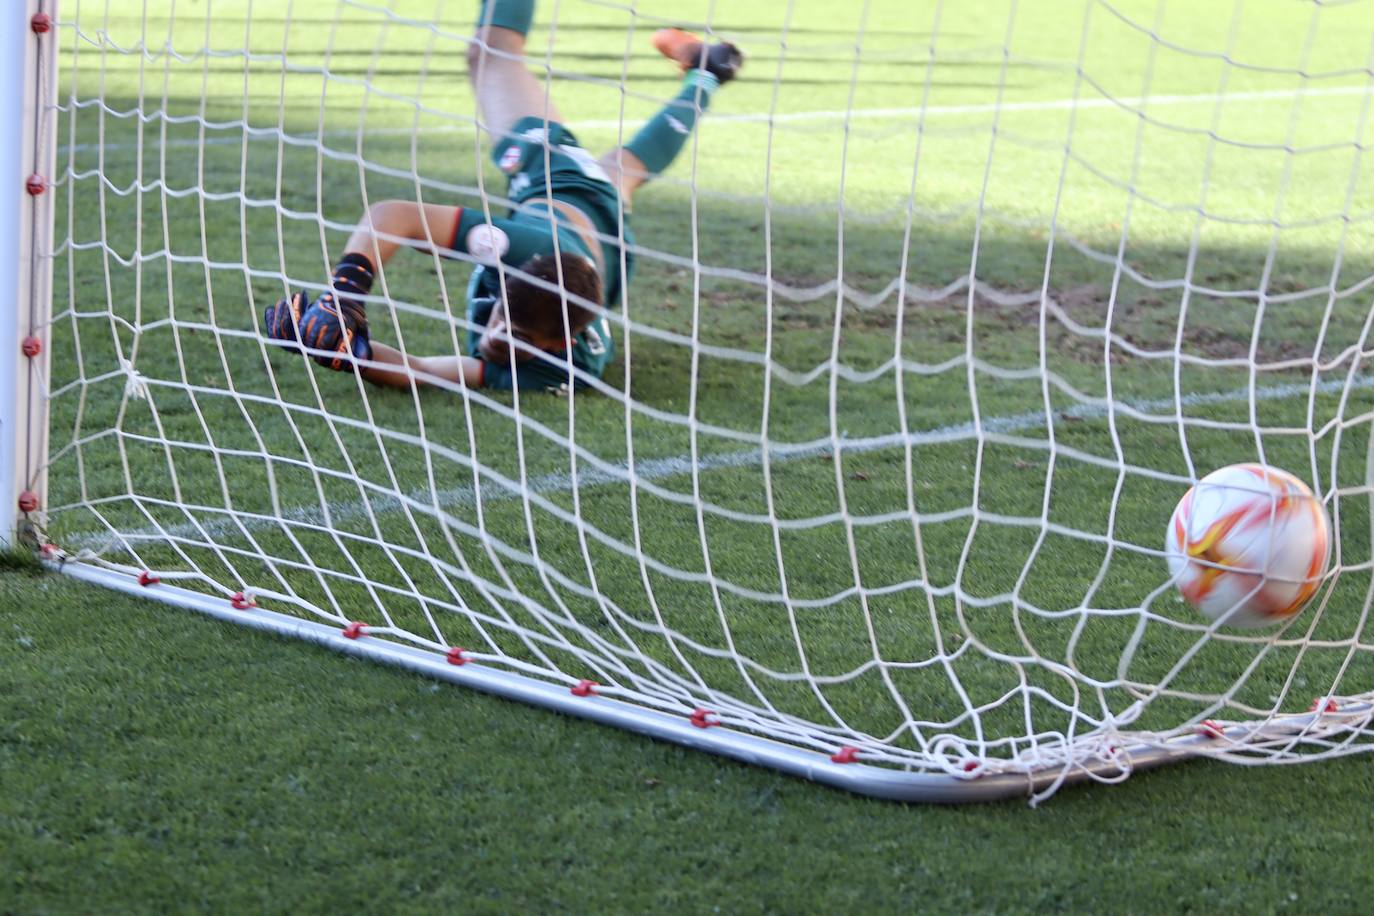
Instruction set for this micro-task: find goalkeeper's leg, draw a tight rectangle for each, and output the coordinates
[599,28,743,203]
[469,0,563,137]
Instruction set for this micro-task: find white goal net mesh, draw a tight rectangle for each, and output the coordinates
[35,0,1374,799]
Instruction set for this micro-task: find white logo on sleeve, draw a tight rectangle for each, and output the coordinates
[465,224,510,263]
[499,145,522,173]
[582,323,605,356]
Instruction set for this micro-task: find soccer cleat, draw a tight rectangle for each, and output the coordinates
[263,290,372,371]
[652,27,743,84]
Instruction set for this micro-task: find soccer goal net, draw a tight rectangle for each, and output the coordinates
[9,0,1374,803]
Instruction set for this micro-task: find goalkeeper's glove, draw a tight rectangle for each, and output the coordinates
[263,290,372,371]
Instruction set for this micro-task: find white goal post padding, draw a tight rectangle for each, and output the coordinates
[13,0,1374,802]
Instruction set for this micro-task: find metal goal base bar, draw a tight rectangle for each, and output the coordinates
[52,559,1370,804]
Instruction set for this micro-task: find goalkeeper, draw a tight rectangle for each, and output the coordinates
[263,0,742,393]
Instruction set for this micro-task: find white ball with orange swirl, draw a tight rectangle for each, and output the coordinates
[1166,464,1332,628]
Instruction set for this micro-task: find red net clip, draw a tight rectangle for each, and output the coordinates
[446,646,468,666]
[17,491,38,513]
[21,336,41,358]
[138,570,160,587]
[229,592,254,610]
[39,543,61,558]
[25,174,46,196]
[31,12,54,34]
[830,746,860,764]
[962,759,981,773]
[1309,698,1339,714]
[571,679,598,697]
[1196,720,1225,740]
[343,621,367,639]
[689,708,718,729]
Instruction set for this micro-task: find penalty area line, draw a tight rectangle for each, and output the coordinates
[59,85,1373,155]
[66,375,1374,555]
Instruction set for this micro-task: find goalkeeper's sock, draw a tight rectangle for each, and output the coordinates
[331,251,375,310]
[475,0,534,37]
[624,70,720,177]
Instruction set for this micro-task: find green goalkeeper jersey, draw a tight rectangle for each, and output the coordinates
[449,116,635,393]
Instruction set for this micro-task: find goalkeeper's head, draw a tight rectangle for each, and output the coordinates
[477,252,603,364]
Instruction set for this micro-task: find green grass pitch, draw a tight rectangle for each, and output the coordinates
[5,0,1374,908]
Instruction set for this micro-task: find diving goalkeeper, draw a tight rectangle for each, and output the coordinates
[262,0,742,393]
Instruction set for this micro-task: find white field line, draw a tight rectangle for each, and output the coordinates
[69,375,1374,554]
[60,85,1373,155]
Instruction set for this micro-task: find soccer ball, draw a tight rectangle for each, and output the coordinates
[1165,463,1331,628]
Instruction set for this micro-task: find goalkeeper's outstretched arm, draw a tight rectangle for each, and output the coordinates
[262,199,486,386]
[359,340,480,390]
[337,202,486,390]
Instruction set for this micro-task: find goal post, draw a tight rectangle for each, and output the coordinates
[1,1,57,549]
[17,0,1374,804]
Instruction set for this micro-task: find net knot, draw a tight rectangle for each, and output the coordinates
[119,356,149,400]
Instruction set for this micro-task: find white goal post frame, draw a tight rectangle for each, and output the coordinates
[12,1,1374,805]
[1,0,57,549]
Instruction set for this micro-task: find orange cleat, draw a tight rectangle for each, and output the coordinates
[652,27,743,83]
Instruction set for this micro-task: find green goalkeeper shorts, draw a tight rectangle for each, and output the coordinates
[490,116,636,307]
